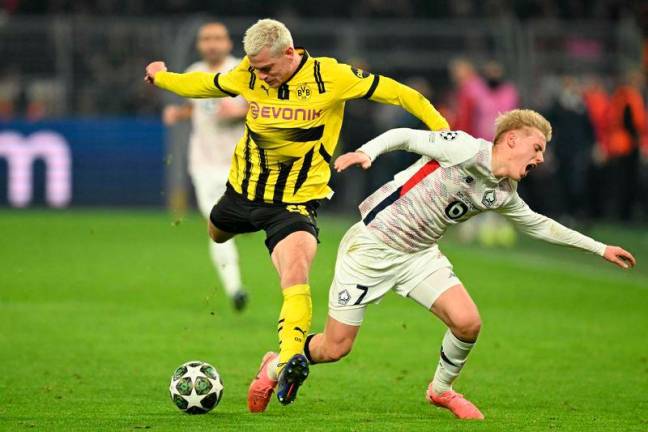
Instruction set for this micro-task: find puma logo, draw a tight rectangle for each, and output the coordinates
[260,85,269,95]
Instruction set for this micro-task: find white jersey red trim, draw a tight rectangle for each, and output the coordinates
[357,128,606,256]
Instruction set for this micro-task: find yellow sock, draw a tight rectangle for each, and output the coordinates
[277,284,312,373]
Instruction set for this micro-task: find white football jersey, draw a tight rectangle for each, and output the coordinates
[185,57,246,173]
[357,129,606,255]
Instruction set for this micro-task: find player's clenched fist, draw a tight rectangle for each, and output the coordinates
[145,61,167,84]
[334,151,372,173]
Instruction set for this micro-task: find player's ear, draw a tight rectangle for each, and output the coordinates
[506,130,517,148]
[284,46,294,57]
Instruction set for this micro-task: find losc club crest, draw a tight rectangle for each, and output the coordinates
[338,289,351,305]
[482,190,496,207]
[296,84,312,100]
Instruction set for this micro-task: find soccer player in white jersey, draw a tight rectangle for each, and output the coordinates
[163,22,249,310]
[285,109,634,419]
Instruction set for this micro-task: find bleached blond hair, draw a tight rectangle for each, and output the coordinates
[243,19,293,57]
[494,109,552,144]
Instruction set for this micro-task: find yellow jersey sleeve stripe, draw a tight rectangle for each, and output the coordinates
[247,66,256,90]
[155,71,224,98]
[314,60,326,93]
[214,73,237,97]
[362,75,380,100]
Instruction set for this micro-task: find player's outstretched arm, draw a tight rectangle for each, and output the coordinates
[145,61,236,99]
[602,245,636,269]
[335,63,448,131]
[369,76,450,131]
[355,128,428,161]
[345,128,478,168]
[498,194,637,270]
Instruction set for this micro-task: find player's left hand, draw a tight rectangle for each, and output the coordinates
[334,151,372,172]
[603,245,636,269]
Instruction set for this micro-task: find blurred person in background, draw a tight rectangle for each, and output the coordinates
[450,59,520,246]
[449,58,520,138]
[605,69,647,221]
[476,60,519,140]
[0,65,24,120]
[449,58,480,136]
[163,22,249,311]
[0,67,20,119]
[582,75,610,219]
[545,76,595,223]
[25,79,66,120]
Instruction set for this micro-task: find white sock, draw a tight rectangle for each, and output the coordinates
[266,357,279,381]
[432,329,476,394]
[208,240,242,298]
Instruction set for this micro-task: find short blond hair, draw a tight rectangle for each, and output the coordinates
[243,19,293,57]
[494,109,552,144]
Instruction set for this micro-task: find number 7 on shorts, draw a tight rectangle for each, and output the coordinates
[353,285,369,305]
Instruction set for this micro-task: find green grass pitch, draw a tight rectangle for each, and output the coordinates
[1,210,646,431]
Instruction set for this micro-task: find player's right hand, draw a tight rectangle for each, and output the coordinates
[603,245,636,269]
[334,151,372,172]
[145,61,167,84]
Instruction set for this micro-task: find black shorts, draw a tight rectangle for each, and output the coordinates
[209,184,320,253]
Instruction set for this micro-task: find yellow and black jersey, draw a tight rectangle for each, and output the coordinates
[155,49,449,204]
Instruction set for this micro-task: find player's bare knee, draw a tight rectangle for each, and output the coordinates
[280,258,310,286]
[451,316,482,342]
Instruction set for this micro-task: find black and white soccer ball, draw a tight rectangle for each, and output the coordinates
[169,360,224,414]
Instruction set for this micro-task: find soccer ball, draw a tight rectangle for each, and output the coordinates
[169,360,224,414]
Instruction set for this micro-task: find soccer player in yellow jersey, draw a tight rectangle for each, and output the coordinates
[145,18,449,411]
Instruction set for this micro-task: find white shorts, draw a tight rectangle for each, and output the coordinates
[328,222,461,326]
[190,169,229,218]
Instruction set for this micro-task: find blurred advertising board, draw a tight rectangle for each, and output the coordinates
[0,118,164,207]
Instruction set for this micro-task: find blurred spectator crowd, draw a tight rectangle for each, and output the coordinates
[0,0,643,20]
[336,60,648,222]
[1,0,647,221]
